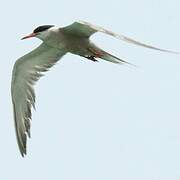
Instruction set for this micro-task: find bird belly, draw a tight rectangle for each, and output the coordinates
[69,40,94,57]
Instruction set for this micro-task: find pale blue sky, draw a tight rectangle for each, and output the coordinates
[1,0,180,179]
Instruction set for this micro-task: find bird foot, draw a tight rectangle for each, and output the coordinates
[85,55,98,62]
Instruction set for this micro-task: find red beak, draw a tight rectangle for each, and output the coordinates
[21,32,36,40]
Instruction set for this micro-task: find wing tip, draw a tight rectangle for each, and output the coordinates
[20,150,26,157]
[18,141,27,157]
[17,135,27,157]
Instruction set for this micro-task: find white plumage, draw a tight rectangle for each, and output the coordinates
[12,21,179,156]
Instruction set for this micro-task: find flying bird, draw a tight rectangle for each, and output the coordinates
[11,20,179,156]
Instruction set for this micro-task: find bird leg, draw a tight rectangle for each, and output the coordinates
[81,48,104,62]
[88,48,104,57]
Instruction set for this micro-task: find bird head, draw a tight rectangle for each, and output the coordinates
[21,25,55,40]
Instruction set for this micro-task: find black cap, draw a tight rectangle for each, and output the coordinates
[33,25,54,33]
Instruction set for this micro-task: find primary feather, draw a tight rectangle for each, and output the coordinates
[11,43,66,156]
[12,20,179,156]
[63,21,179,54]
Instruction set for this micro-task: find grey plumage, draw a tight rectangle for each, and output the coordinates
[12,20,178,156]
[11,44,66,156]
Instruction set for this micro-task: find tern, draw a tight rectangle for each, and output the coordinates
[11,20,178,156]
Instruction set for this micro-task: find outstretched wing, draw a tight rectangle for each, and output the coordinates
[62,20,179,54]
[11,43,66,156]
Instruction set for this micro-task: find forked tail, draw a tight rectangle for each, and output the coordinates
[88,47,135,66]
[100,50,134,66]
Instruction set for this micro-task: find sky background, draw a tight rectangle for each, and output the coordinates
[1,0,180,179]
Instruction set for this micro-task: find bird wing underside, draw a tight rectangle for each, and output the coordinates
[11,43,66,156]
[62,20,179,54]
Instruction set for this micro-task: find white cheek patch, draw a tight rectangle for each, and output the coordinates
[37,31,50,39]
